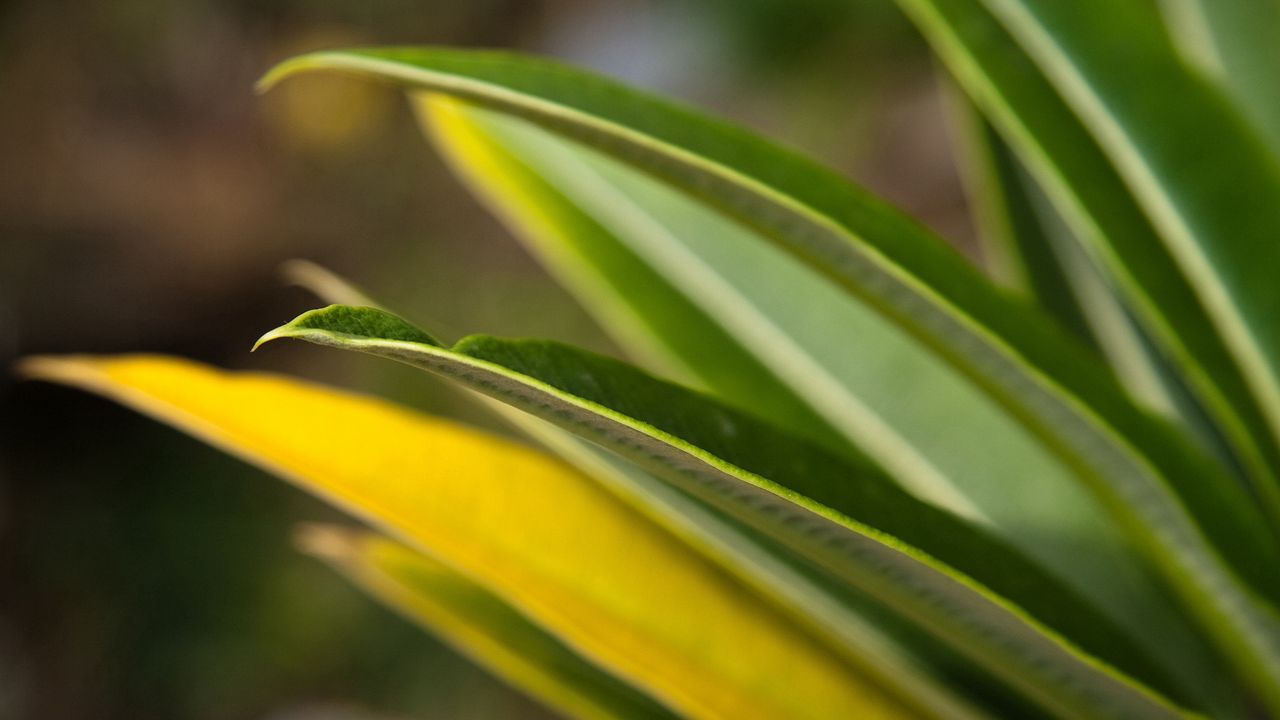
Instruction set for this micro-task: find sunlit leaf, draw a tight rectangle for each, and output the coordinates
[297,524,677,720]
[258,51,1280,704]
[20,354,921,720]
[258,303,1193,718]
[284,260,985,718]
[419,96,1231,704]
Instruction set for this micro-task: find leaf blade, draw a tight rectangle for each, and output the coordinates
[283,260,994,718]
[21,354,921,720]
[258,51,1280,700]
[259,303,1193,718]
[297,525,677,720]
[421,101,1236,705]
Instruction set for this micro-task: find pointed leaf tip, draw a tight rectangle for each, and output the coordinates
[255,305,443,353]
[255,55,311,94]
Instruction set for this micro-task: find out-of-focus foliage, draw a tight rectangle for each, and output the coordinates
[25,0,1280,719]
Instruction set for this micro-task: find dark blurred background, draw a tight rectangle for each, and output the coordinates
[0,1,968,718]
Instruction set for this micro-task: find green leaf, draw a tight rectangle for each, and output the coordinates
[498,408,998,718]
[297,525,679,720]
[259,303,1194,718]
[947,94,1184,422]
[284,260,986,718]
[21,354,918,720]
[417,95,855,462]
[950,95,1095,347]
[256,50,1280,703]
[878,2,1280,699]
[897,0,1280,530]
[421,95,994,518]
[1160,0,1280,157]
[419,96,1229,704]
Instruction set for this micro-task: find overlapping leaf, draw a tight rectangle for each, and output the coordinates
[896,0,1280,527]
[284,261,981,718]
[256,302,1194,718]
[948,100,1183,424]
[419,96,1228,703]
[257,50,1280,706]
[297,525,677,720]
[21,355,916,720]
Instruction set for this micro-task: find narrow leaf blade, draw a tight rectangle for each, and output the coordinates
[21,354,919,720]
[258,51,1280,699]
[297,525,677,720]
[259,304,1192,718]
[417,103,1232,702]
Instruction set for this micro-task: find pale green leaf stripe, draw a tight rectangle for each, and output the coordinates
[1160,0,1280,157]
[974,0,1280,515]
[949,95,1095,348]
[421,95,985,521]
[947,98,1180,421]
[297,525,680,720]
[879,7,1280,702]
[286,262,986,719]
[255,53,1280,679]
[258,304,1192,719]
[414,96,856,463]
[898,0,1280,533]
[422,98,1230,704]
[949,89,1259,510]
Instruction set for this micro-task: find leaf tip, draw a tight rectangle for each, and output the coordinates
[255,55,309,94]
[251,324,297,353]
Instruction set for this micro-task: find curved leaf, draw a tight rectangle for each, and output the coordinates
[297,525,677,720]
[904,0,1280,528]
[284,260,985,718]
[947,96,1187,424]
[258,50,1280,703]
[950,95,1095,348]
[20,354,920,720]
[258,303,1193,718]
[420,95,984,518]
[417,95,856,465]
[420,97,1228,703]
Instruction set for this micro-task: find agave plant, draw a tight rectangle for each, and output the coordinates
[22,0,1280,717]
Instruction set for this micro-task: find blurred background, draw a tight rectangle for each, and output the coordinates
[0,1,971,718]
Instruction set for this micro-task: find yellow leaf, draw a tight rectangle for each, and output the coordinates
[295,524,672,720]
[22,354,919,720]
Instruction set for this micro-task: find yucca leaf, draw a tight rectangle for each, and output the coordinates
[948,98,1186,422]
[257,303,1194,718]
[951,99,1094,348]
[296,525,677,720]
[420,95,986,518]
[869,5,1280,700]
[1159,0,1280,158]
[896,0,1280,531]
[418,96,1234,704]
[283,260,984,718]
[20,354,920,720]
[416,95,855,463]
[281,259,382,308]
[256,52,1280,700]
